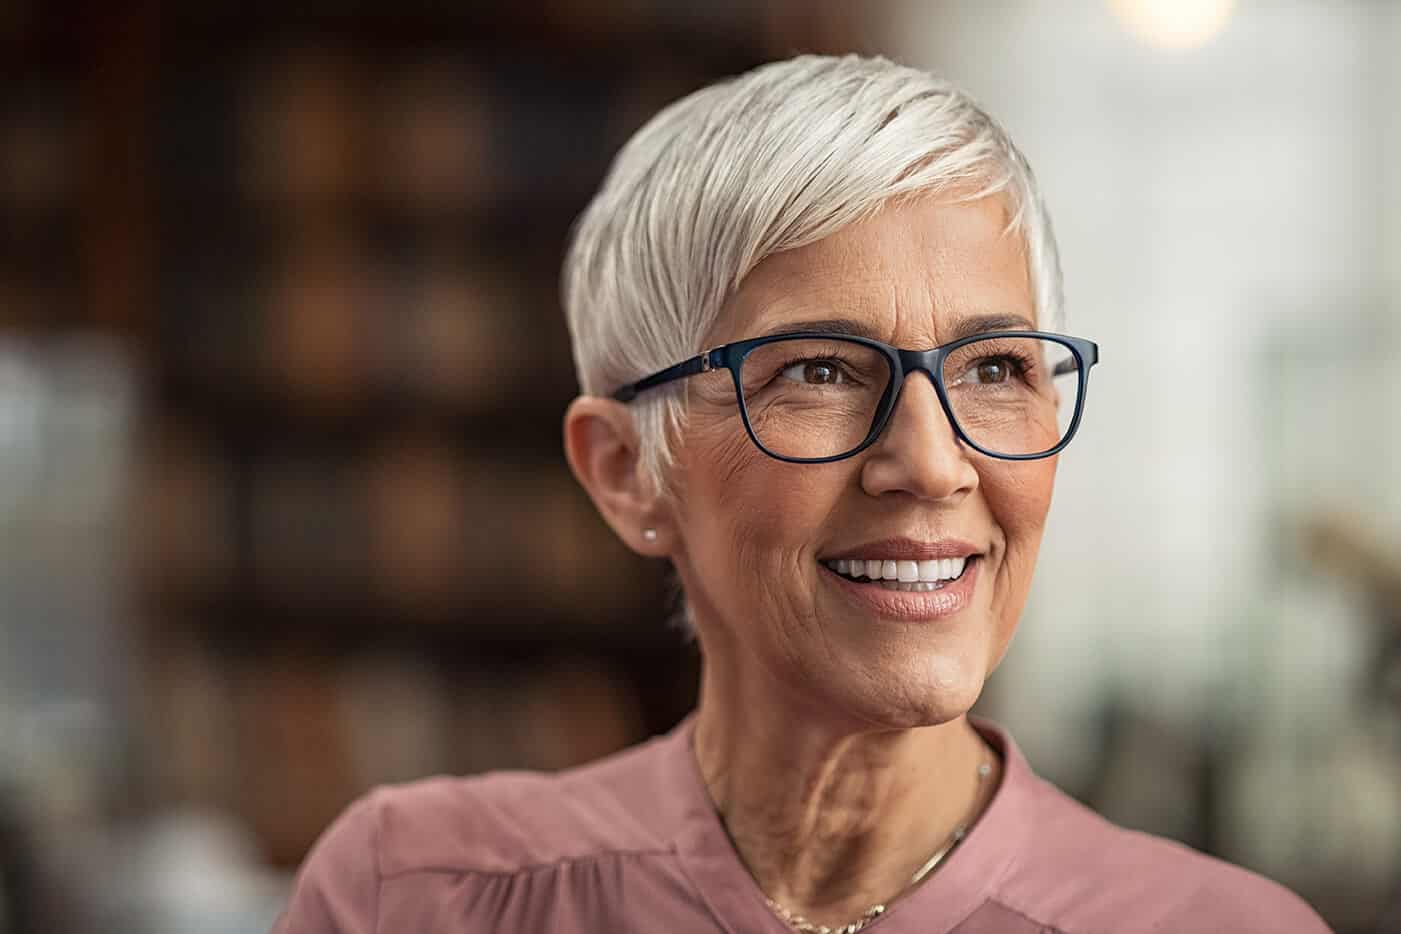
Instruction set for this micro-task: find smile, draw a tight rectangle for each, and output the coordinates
[820,556,975,593]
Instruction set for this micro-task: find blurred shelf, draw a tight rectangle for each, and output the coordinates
[156,192,597,237]
[162,4,776,66]
[181,598,690,660]
[0,5,92,71]
[7,0,858,884]
[152,387,575,456]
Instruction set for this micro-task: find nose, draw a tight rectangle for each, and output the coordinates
[859,370,979,502]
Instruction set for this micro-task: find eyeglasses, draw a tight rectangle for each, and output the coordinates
[612,330,1100,463]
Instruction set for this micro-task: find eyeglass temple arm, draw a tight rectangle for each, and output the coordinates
[611,350,719,402]
[1052,341,1097,377]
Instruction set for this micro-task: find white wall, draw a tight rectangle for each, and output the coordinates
[881,0,1401,790]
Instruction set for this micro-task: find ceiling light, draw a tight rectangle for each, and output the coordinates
[1108,0,1236,50]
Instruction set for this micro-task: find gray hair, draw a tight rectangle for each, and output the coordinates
[562,53,1063,497]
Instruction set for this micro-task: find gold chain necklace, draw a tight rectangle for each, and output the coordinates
[763,758,993,934]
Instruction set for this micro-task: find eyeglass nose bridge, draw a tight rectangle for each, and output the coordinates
[877,346,962,438]
[893,347,947,383]
[891,346,956,401]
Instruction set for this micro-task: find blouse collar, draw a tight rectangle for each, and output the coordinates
[656,712,1036,934]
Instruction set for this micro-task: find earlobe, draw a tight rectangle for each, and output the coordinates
[562,396,668,556]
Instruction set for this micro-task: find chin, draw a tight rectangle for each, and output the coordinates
[829,647,991,731]
[896,679,986,729]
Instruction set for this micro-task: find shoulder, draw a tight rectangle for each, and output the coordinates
[274,731,682,931]
[272,790,384,934]
[995,775,1332,934]
[368,735,679,877]
[273,728,678,912]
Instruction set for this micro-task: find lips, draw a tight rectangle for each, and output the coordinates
[817,537,984,620]
[820,536,982,563]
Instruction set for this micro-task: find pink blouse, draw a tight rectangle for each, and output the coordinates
[273,715,1332,933]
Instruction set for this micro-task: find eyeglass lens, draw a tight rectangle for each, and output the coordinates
[736,336,1081,460]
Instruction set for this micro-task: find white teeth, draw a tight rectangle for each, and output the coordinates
[826,555,971,583]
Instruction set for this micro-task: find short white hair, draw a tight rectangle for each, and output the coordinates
[562,53,1063,496]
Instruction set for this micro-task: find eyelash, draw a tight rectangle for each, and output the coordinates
[773,353,861,380]
[971,350,1035,377]
[770,350,1036,376]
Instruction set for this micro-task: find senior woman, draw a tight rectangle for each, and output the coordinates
[275,55,1330,933]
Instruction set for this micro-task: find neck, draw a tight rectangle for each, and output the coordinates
[691,658,999,928]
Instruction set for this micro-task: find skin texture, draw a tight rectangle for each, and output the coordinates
[564,192,1057,927]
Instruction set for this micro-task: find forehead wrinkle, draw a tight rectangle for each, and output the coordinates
[717,247,893,345]
[713,193,1034,348]
[918,215,1033,346]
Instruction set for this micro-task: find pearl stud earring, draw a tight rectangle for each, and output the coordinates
[642,528,658,542]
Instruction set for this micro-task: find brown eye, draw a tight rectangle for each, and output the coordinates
[975,360,1009,383]
[781,360,845,385]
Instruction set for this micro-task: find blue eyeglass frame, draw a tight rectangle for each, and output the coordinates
[611,329,1101,464]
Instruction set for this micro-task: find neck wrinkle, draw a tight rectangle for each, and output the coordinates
[692,658,997,921]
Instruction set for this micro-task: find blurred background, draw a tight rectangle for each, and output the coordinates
[1,0,1398,931]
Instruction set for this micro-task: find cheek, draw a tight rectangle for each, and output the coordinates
[986,453,1054,532]
[677,413,841,601]
[675,415,774,576]
[983,460,1056,604]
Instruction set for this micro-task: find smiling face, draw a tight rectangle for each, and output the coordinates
[665,193,1057,730]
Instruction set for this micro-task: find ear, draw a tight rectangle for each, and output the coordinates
[563,395,672,556]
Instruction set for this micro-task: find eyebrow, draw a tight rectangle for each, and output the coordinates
[754,313,1037,343]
